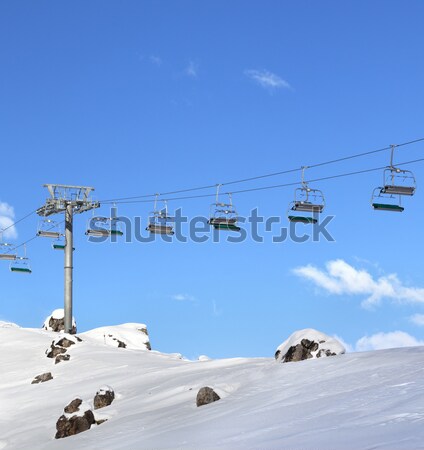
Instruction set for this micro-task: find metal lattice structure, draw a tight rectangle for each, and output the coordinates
[37,184,99,333]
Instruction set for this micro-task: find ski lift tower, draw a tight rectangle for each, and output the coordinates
[37,184,99,333]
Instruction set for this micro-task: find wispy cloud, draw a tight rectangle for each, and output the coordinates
[171,293,195,302]
[355,331,424,351]
[185,61,199,78]
[410,314,424,326]
[293,259,424,308]
[212,300,222,317]
[244,69,291,91]
[149,55,163,66]
[0,202,17,240]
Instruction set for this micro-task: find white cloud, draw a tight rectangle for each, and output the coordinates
[244,69,291,90]
[171,293,195,302]
[185,61,198,78]
[410,314,424,326]
[355,331,424,351]
[0,202,17,240]
[149,55,162,66]
[293,259,424,308]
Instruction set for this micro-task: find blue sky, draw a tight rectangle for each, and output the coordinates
[1,1,424,358]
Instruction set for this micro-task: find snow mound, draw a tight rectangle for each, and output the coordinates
[0,321,20,328]
[81,323,151,350]
[42,309,77,333]
[275,328,345,362]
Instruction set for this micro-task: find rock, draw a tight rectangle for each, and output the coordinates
[55,399,96,439]
[55,354,71,364]
[46,345,67,359]
[275,329,345,363]
[196,387,220,407]
[31,372,53,384]
[93,386,115,410]
[55,410,95,439]
[55,337,76,348]
[43,309,77,334]
[64,398,83,414]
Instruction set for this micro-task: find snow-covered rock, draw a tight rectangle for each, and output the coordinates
[94,386,115,410]
[275,329,345,363]
[198,355,211,361]
[55,398,95,439]
[81,323,151,351]
[42,309,77,334]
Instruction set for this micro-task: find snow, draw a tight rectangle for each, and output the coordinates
[275,328,345,360]
[81,323,150,350]
[1,324,424,449]
[42,309,76,330]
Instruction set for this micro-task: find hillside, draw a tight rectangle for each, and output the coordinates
[1,323,424,449]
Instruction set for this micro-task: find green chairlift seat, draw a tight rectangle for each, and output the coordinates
[288,215,318,224]
[372,203,404,212]
[10,266,32,274]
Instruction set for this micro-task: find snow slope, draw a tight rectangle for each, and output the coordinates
[1,324,424,450]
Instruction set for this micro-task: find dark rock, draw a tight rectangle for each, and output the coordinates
[196,386,220,407]
[64,398,83,414]
[283,339,320,363]
[75,336,83,342]
[56,337,76,348]
[55,354,71,364]
[93,387,115,410]
[96,419,108,425]
[31,372,53,384]
[55,410,95,439]
[46,344,67,359]
[45,316,77,334]
[316,349,336,358]
[107,334,127,348]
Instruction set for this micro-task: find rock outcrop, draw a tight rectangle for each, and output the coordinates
[43,309,77,334]
[196,387,220,407]
[46,335,81,364]
[55,398,95,439]
[93,386,115,410]
[31,372,53,384]
[275,329,345,363]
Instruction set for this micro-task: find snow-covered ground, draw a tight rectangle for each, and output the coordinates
[1,322,424,450]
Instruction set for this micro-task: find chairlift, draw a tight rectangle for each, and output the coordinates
[380,145,416,196]
[51,235,75,251]
[86,207,124,237]
[146,195,175,235]
[37,218,61,239]
[10,245,32,274]
[288,167,325,224]
[208,185,241,232]
[371,187,404,212]
[0,242,17,261]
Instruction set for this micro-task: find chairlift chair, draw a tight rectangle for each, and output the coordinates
[10,245,32,274]
[371,187,404,212]
[288,167,325,224]
[208,186,241,232]
[37,218,62,239]
[146,196,175,235]
[0,242,17,261]
[86,214,124,237]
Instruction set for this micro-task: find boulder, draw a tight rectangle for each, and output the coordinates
[55,399,95,439]
[31,372,53,384]
[196,387,220,407]
[275,329,345,363]
[55,354,71,364]
[93,386,115,410]
[43,309,77,334]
